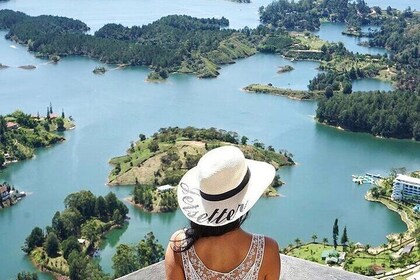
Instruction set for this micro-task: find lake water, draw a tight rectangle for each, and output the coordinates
[0,1,419,279]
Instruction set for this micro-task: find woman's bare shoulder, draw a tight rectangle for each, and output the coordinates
[264,236,280,253]
[165,229,186,279]
[260,236,281,280]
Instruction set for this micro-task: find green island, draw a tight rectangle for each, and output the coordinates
[0,10,257,80]
[20,190,166,279]
[22,191,128,279]
[0,106,75,168]
[285,170,420,278]
[108,127,294,212]
[277,65,294,73]
[243,83,324,100]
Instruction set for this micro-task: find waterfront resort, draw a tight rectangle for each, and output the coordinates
[391,174,420,204]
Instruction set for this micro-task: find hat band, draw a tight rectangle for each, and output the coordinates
[200,168,250,202]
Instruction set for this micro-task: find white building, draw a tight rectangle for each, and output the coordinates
[391,174,420,202]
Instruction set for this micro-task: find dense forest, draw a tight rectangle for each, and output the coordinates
[0,10,256,79]
[367,8,420,94]
[0,108,73,166]
[316,91,420,140]
[259,0,375,31]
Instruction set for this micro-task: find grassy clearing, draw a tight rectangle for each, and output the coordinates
[31,247,69,276]
[290,32,327,50]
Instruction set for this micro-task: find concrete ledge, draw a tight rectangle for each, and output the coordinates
[117,254,373,279]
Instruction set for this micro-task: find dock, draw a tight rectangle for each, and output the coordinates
[352,173,382,185]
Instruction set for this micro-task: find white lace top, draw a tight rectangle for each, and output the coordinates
[181,234,265,280]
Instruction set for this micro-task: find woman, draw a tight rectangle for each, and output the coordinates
[165,145,281,280]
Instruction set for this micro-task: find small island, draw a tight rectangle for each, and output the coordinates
[22,190,127,279]
[0,63,9,69]
[243,83,324,100]
[0,105,75,168]
[108,127,294,212]
[277,65,294,73]
[93,66,106,74]
[18,65,36,70]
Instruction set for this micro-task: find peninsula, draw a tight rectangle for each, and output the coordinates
[108,127,294,212]
[0,107,75,168]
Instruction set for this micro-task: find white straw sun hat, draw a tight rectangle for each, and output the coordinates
[177,145,275,227]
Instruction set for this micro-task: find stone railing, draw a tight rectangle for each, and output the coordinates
[117,254,373,279]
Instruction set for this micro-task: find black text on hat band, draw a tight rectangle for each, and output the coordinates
[200,168,250,202]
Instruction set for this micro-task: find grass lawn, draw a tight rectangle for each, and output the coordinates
[291,32,327,50]
[287,243,336,264]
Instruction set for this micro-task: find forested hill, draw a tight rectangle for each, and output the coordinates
[259,0,375,31]
[367,9,420,94]
[0,10,256,79]
[316,91,420,140]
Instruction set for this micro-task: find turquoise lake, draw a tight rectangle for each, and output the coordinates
[0,0,419,279]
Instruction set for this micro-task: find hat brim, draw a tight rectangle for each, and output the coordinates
[177,159,275,227]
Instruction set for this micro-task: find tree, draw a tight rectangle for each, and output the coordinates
[333,218,339,249]
[136,232,164,268]
[44,232,60,257]
[342,82,352,94]
[51,211,65,239]
[61,236,82,260]
[64,190,97,220]
[56,118,65,131]
[240,136,248,145]
[22,227,44,253]
[112,209,125,225]
[68,251,88,280]
[341,226,348,246]
[81,219,101,245]
[139,134,146,141]
[112,244,138,278]
[311,234,318,243]
[16,271,39,280]
[322,237,328,248]
[325,86,333,98]
[294,238,301,247]
[148,140,159,152]
[83,262,110,280]
[95,196,109,222]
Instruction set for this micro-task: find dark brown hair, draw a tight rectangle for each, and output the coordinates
[172,212,249,253]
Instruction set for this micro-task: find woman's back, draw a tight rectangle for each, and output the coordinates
[182,230,263,280]
[166,228,280,280]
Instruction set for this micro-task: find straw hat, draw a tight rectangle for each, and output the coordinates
[177,145,275,227]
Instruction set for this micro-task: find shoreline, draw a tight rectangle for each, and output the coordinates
[316,120,418,142]
[365,191,416,237]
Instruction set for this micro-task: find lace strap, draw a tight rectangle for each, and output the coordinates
[251,234,265,277]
